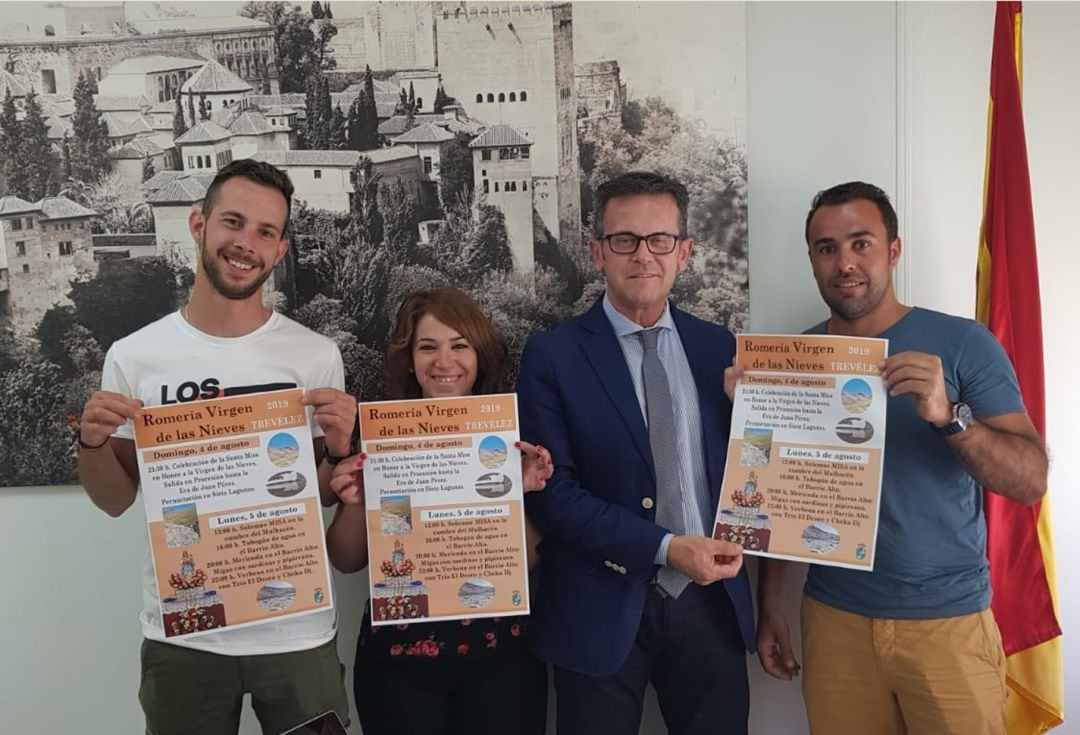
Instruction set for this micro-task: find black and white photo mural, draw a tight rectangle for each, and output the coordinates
[0,1,747,486]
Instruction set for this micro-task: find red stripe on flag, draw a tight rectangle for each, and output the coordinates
[980,0,1060,655]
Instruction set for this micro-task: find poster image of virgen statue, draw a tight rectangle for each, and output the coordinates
[0,1,748,487]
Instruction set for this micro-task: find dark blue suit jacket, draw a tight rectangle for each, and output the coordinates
[516,298,755,676]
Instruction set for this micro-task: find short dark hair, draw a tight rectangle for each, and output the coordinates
[591,171,690,239]
[385,289,508,400]
[202,159,295,234]
[805,181,898,244]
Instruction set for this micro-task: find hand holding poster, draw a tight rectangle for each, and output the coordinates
[134,388,333,637]
[359,394,530,626]
[713,335,888,569]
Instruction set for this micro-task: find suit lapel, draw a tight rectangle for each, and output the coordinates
[579,300,656,482]
[673,307,725,506]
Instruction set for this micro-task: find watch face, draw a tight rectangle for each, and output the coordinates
[956,402,973,428]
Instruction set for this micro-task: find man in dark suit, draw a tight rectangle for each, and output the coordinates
[517,171,755,735]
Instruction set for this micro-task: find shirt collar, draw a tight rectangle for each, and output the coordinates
[602,292,675,339]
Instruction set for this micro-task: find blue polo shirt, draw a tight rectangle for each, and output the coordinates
[804,307,1025,619]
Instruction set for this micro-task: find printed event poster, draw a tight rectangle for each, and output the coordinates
[134,388,333,637]
[712,334,888,570]
[359,394,530,626]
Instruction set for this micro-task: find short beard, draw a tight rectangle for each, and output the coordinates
[199,235,273,301]
[822,279,889,322]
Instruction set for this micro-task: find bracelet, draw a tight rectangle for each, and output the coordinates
[322,444,347,465]
[77,434,109,450]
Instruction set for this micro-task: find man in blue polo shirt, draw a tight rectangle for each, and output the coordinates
[752,182,1048,735]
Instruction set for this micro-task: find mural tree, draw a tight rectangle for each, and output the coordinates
[438,133,474,210]
[241,1,337,93]
[69,70,110,184]
[579,96,748,329]
[0,89,19,192]
[347,66,380,151]
[172,91,187,144]
[5,89,56,201]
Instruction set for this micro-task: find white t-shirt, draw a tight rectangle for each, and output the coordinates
[101,310,346,656]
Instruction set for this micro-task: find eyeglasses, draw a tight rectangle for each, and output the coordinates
[602,232,682,255]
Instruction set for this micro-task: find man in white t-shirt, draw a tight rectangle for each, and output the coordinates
[77,160,356,734]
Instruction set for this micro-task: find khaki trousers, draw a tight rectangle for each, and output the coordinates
[801,596,1007,735]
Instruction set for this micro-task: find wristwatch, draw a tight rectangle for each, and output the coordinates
[932,402,973,437]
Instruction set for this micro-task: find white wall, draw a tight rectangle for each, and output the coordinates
[2,3,1076,733]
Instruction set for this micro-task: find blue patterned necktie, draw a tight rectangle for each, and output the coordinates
[639,327,691,598]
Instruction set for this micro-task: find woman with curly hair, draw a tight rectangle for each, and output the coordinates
[326,288,551,735]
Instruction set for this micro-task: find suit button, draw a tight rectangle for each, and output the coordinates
[604,560,613,568]
[641,497,654,509]
[618,565,627,574]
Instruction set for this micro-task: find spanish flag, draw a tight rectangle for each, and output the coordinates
[976,3,1063,732]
